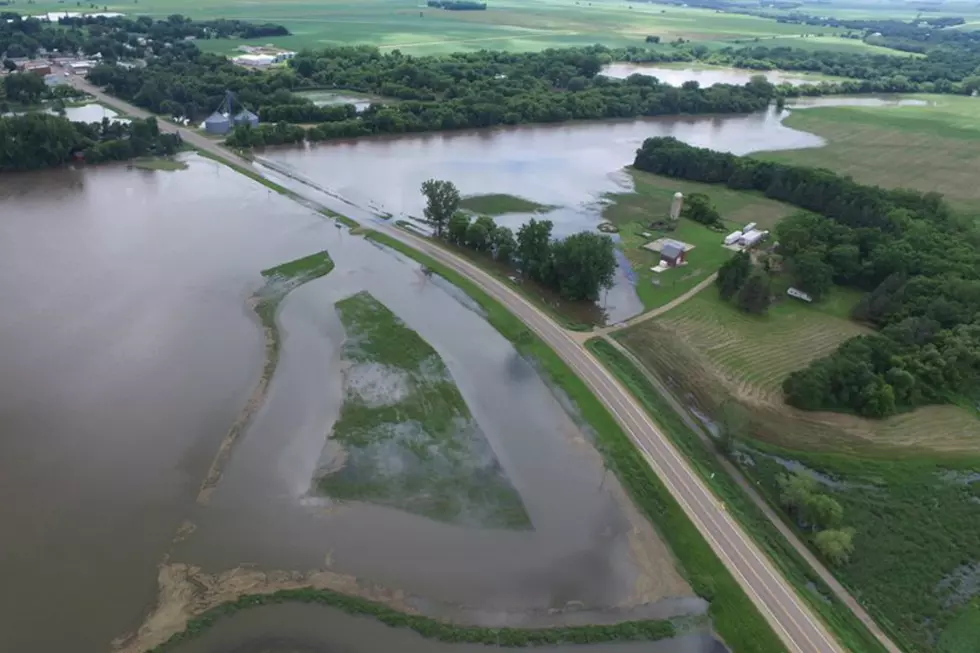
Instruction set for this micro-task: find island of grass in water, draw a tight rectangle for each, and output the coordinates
[317,291,530,529]
[459,193,555,217]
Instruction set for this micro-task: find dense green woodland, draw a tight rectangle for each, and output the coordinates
[634,137,980,419]
[0,114,181,171]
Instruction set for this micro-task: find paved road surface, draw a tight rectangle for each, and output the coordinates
[70,76,894,653]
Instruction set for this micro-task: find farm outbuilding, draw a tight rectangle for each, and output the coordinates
[204,112,231,135]
[660,241,687,267]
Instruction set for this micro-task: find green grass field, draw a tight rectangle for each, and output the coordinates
[24,0,881,55]
[615,288,980,455]
[318,291,530,528]
[759,95,980,213]
[603,168,794,311]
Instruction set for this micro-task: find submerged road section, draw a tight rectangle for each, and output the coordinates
[71,75,888,653]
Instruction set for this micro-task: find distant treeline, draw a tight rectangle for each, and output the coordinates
[634,137,980,419]
[0,12,289,60]
[0,114,181,171]
[426,0,487,10]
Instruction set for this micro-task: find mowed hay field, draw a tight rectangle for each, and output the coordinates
[758,96,980,213]
[615,289,980,455]
[23,0,875,55]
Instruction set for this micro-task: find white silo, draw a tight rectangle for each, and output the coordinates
[669,192,684,221]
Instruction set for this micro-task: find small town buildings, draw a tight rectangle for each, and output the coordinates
[68,61,95,73]
[233,53,276,67]
[22,61,52,76]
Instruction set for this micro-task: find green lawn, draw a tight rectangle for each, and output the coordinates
[458,193,554,216]
[317,291,530,528]
[603,168,794,311]
[758,95,980,213]
[25,0,869,55]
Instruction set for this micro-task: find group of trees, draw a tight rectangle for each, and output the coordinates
[0,113,181,171]
[633,136,980,419]
[778,471,855,566]
[421,180,617,302]
[1,12,289,61]
[716,251,772,315]
[681,192,723,229]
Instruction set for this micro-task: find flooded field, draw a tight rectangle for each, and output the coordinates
[0,155,706,653]
[600,63,836,86]
[296,90,384,112]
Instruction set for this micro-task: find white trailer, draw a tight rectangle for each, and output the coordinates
[724,231,742,246]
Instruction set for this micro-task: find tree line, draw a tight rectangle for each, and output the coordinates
[633,136,980,419]
[1,12,289,60]
[421,180,617,302]
[0,113,181,171]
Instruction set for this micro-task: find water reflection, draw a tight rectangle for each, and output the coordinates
[601,63,828,87]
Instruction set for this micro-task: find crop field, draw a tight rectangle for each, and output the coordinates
[603,168,794,311]
[758,95,980,213]
[23,0,876,55]
[614,289,980,455]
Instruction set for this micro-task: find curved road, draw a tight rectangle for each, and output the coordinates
[72,75,877,653]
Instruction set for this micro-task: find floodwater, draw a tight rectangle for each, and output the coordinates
[297,90,381,112]
[165,603,727,653]
[0,155,707,653]
[601,63,830,87]
[57,102,128,123]
[264,95,921,323]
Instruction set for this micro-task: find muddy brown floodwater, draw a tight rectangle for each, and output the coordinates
[600,63,833,87]
[0,154,709,653]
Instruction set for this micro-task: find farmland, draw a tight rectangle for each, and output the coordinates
[602,168,794,311]
[615,289,980,455]
[23,0,880,55]
[758,95,980,213]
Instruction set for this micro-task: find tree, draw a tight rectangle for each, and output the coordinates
[808,494,844,530]
[492,226,516,263]
[778,471,818,521]
[814,528,855,566]
[465,215,495,252]
[516,218,554,282]
[2,59,16,72]
[446,211,470,245]
[682,193,723,228]
[791,249,834,300]
[717,399,749,456]
[716,251,752,300]
[735,269,771,314]
[420,179,460,239]
[3,72,45,104]
[548,231,617,301]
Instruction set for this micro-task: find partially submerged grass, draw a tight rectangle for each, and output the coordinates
[318,291,530,529]
[197,250,335,502]
[743,442,980,652]
[584,338,890,653]
[458,193,555,216]
[145,585,676,653]
[362,229,787,653]
[131,157,188,171]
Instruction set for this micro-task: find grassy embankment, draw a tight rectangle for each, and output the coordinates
[35,0,876,55]
[758,95,980,214]
[458,193,555,216]
[603,168,794,311]
[612,285,980,651]
[362,229,788,653]
[131,157,188,171]
[147,586,675,653]
[585,338,890,653]
[317,291,530,529]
